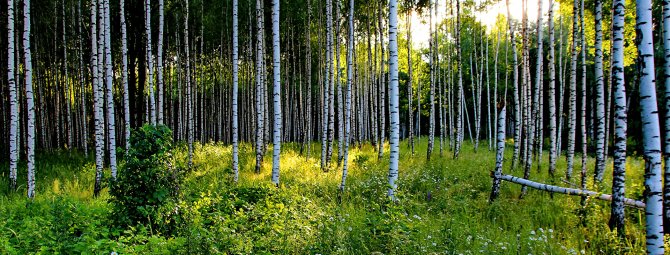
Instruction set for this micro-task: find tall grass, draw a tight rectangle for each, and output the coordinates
[0,138,657,254]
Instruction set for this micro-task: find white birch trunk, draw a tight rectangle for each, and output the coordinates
[489,107,507,201]
[662,0,670,235]
[340,0,354,190]
[547,0,557,177]
[532,0,543,171]
[578,0,587,191]
[407,11,414,155]
[8,0,18,191]
[271,0,281,185]
[63,0,72,148]
[326,0,335,166]
[427,0,435,160]
[377,1,386,161]
[321,0,332,170]
[157,0,164,124]
[566,0,579,180]
[454,0,463,159]
[103,0,116,178]
[121,0,130,152]
[506,0,520,169]
[594,0,605,183]
[23,0,35,198]
[185,0,193,166]
[232,0,239,182]
[608,0,627,234]
[387,0,399,200]
[255,0,264,174]
[91,0,104,196]
[636,0,665,252]
[145,0,155,125]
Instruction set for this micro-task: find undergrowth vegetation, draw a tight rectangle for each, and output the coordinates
[0,138,662,254]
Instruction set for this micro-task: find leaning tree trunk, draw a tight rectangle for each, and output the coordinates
[271,0,281,185]
[608,0,627,236]
[232,0,239,182]
[8,0,18,191]
[594,0,605,183]
[636,0,665,253]
[387,0,399,200]
[661,0,670,235]
[23,0,35,198]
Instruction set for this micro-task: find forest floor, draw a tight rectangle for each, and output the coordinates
[0,138,656,254]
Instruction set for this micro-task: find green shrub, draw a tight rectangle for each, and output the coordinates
[109,125,186,234]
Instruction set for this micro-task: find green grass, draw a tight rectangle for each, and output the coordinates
[0,138,660,254]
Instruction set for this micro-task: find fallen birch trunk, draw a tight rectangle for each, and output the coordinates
[492,173,645,209]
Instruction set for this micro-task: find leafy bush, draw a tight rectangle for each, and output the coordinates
[109,125,186,234]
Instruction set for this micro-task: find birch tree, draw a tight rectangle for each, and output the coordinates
[506,0,520,169]
[145,0,155,125]
[528,0,543,175]
[103,0,117,178]
[578,0,586,190]
[186,0,193,166]
[23,0,36,198]
[321,0,332,170]
[427,0,435,161]
[157,0,165,124]
[608,0,626,235]
[377,1,386,161]
[453,0,463,159]
[566,0,579,180]
[406,5,414,155]
[340,0,354,191]
[387,0,399,200]
[121,0,130,152]
[489,106,506,201]
[271,0,281,185]
[232,0,239,182]
[594,0,605,183]
[547,0,557,177]
[8,0,18,191]
[255,0,264,174]
[636,0,664,252]
[91,0,105,196]
[662,0,670,235]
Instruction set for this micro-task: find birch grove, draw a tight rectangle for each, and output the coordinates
[1,1,668,253]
